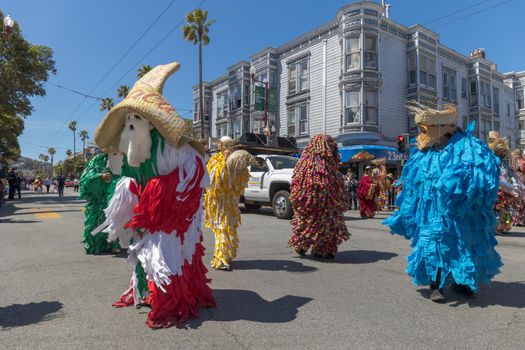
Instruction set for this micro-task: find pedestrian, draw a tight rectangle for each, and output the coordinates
[383,104,502,302]
[7,168,16,199]
[73,177,79,192]
[57,174,66,197]
[346,173,359,210]
[204,136,252,271]
[386,173,395,209]
[288,135,350,258]
[15,172,22,199]
[52,178,58,193]
[357,166,379,218]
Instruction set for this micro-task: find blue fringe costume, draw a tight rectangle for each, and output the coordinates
[383,125,503,292]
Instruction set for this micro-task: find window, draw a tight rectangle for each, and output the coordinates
[344,91,360,124]
[480,81,491,108]
[493,88,500,115]
[408,53,416,85]
[193,102,199,122]
[268,156,298,170]
[232,118,241,138]
[229,84,241,110]
[364,90,378,124]
[345,37,360,71]
[507,103,511,117]
[244,84,250,106]
[299,60,309,91]
[494,121,500,132]
[461,78,467,99]
[517,90,524,110]
[288,65,297,95]
[364,35,377,69]
[419,55,436,89]
[298,105,308,135]
[287,107,296,136]
[204,100,210,121]
[216,92,228,119]
[470,81,477,106]
[216,126,222,137]
[442,68,456,102]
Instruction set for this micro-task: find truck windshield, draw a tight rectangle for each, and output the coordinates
[268,156,298,170]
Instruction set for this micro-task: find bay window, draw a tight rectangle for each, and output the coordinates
[493,88,500,115]
[517,90,524,110]
[480,81,491,108]
[461,78,467,99]
[344,90,360,125]
[364,90,378,124]
[299,60,309,91]
[229,84,241,110]
[287,104,308,136]
[345,37,360,71]
[419,55,436,89]
[364,35,377,69]
[408,53,416,85]
[287,107,296,136]
[442,68,456,102]
[288,59,309,95]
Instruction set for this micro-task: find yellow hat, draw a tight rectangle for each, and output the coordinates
[410,104,457,126]
[94,62,204,155]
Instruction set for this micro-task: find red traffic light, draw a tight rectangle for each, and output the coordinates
[397,135,404,142]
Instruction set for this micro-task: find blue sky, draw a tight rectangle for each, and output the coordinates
[3,0,524,161]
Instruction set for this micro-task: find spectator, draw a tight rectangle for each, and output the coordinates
[57,174,66,197]
[15,172,23,199]
[7,168,17,199]
[44,177,51,193]
[73,177,80,192]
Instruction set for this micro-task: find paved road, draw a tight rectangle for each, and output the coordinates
[1,190,525,349]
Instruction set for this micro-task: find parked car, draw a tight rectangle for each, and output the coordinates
[64,179,75,188]
[241,154,297,219]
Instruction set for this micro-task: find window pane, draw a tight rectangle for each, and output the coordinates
[300,61,309,91]
[365,36,376,51]
[409,71,416,85]
[289,66,297,94]
[408,54,416,70]
[346,90,359,107]
[364,90,378,107]
[420,71,427,85]
[429,59,436,75]
[364,52,377,69]
[346,37,359,53]
[346,53,360,70]
[428,74,436,89]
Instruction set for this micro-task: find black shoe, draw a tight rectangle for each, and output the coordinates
[324,253,336,259]
[429,283,446,303]
[452,283,476,298]
[312,252,323,258]
[295,249,306,256]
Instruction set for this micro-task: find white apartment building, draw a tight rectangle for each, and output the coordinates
[193,0,521,156]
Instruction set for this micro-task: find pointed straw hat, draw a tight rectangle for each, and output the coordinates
[409,103,457,126]
[94,62,204,155]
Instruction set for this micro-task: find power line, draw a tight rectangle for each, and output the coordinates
[431,0,512,29]
[46,0,178,146]
[49,82,103,100]
[423,0,494,26]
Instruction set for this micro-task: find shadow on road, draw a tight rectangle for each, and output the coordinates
[188,290,312,329]
[0,218,41,224]
[300,249,398,264]
[417,281,525,308]
[232,259,317,273]
[0,301,63,329]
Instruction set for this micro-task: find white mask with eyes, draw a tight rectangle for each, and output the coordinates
[118,112,153,167]
[107,151,124,175]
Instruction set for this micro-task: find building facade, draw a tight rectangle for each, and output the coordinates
[193,0,521,149]
[504,71,525,147]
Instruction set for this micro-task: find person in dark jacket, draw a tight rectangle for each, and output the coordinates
[57,174,66,197]
[7,168,16,199]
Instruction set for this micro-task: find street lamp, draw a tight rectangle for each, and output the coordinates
[250,65,271,136]
[2,14,14,37]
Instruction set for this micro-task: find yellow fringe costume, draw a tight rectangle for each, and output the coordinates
[204,150,250,270]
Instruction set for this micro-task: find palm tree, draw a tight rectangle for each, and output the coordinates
[137,64,152,79]
[66,149,72,158]
[38,153,45,172]
[48,147,56,176]
[68,120,77,157]
[183,8,215,139]
[79,130,89,161]
[99,97,114,112]
[117,85,130,100]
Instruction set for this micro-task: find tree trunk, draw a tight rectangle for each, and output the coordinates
[51,155,54,176]
[82,140,85,161]
[73,132,76,158]
[199,32,204,140]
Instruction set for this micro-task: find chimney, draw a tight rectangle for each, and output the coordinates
[469,48,486,59]
[381,1,391,18]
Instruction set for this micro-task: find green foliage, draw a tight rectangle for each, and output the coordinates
[137,65,152,79]
[54,156,85,177]
[0,11,56,164]
[68,120,77,132]
[182,9,215,46]
[117,85,130,99]
[183,119,199,139]
[99,98,114,112]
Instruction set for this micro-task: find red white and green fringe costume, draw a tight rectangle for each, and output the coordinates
[127,142,215,328]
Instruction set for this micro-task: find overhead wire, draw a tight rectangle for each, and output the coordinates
[422,0,494,26]
[431,0,513,29]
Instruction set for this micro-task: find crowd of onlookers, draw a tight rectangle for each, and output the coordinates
[2,167,80,200]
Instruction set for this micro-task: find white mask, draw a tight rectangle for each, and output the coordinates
[118,112,153,167]
[107,151,124,175]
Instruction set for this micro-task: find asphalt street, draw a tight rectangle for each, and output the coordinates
[1,190,525,349]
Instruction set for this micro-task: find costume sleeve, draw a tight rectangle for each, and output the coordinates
[79,154,109,200]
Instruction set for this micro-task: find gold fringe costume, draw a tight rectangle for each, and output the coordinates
[204,149,250,270]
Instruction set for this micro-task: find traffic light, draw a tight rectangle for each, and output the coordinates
[397,135,406,153]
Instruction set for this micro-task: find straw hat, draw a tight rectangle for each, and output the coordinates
[94,62,204,155]
[409,103,457,126]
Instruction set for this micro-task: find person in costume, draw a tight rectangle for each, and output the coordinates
[383,104,502,302]
[288,135,350,258]
[204,136,252,271]
[79,152,118,254]
[357,166,378,218]
[94,62,215,328]
[510,149,525,226]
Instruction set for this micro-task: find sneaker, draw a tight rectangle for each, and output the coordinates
[218,263,231,271]
[452,283,476,298]
[429,283,446,303]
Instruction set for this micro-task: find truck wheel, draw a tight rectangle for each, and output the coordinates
[244,203,262,210]
[272,190,292,219]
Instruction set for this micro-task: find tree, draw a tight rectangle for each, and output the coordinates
[66,149,72,158]
[47,147,56,175]
[183,118,199,139]
[137,64,152,79]
[117,85,130,100]
[68,120,77,157]
[54,157,84,178]
[79,130,89,161]
[99,97,114,112]
[183,8,215,140]
[0,11,56,164]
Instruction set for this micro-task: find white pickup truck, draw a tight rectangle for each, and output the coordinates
[241,154,298,219]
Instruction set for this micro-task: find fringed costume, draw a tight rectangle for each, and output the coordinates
[383,104,502,302]
[204,138,251,270]
[288,135,350,258]
[357,170,378,218]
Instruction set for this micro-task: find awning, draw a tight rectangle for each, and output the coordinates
[339,145,408,164]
